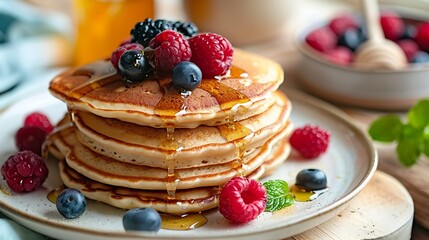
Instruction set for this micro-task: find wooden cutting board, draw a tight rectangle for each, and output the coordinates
[286,171,413,240]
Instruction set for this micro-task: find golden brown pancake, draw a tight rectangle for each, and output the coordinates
[49,49,284,128]
[71,91,291,169]
[50,122,291,190]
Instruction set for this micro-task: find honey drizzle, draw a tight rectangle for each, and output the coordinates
[199,78,250,110]
[47,185,67,203]
[290,185,329,202]
[216,122,254,176]
[66,62,118,102]
[160,213,207,230]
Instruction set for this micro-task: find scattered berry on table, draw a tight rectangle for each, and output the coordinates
[149,30,192,73]
[15,126,46,156]
[173,21,198,38]
[380,12,404,41]
[189,33,233,78]
[131,18,174,47]
[305,27,337,53]
[415,22,429,52]
[411,51,429,64]
[123,208,161,232]
[172,61,202,91]
[290,125,330,159]
[218,177,266,224]
[324,47,353,66]
[328,14,359,37]
[56,188,86,219]
[1,150,48,192]
[398,39,419,62]
[111,43,144,69]
[24,112,53,134]
[295,169,327,190]
[118,50,152,83]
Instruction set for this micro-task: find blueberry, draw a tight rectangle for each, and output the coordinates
[118,50,151,83]
[295,169,327,190]
[172,61,202,91]
[56,188,86,219]
[411,51,429,64]
[338,28,366,52]
[123,208,161,232]
[401,25,417,40]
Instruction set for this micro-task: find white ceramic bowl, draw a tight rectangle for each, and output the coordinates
[295,7,429,110]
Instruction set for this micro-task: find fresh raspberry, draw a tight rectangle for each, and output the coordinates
[290,125,330,159]
[149,30,191,73]
[323,47,353,66]
[380,12,404,41]
[398,39,419,62]
[218,177,266,224]
[111,43,144,70]
[305,27,337,53]
[415,23,429,52]
[15,126,46,156]
[24,112,54,134]
[1,150,49,192]
[189,33,233,78]
[328,14,359,36]
[119,37,132,47]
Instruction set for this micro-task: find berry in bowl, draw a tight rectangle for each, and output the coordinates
[296,7,429,110]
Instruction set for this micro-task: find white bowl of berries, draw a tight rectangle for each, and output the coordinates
[296,7,429,110]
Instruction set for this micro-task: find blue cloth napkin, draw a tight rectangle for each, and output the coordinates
[0,0,72,108]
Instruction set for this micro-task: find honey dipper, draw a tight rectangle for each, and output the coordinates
[354,0,407,70]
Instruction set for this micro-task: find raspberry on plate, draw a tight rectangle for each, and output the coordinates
[15,126,47,156]
[149,30,191,73]
[24,112,54,134]
[328,14,359,36]
[189,33,233,78]
[380,12,405,41]
[305,27,337,53]
[290,125,330,159]
[415,23,429,52]
[1,150,49,192]
[218,177,266,224]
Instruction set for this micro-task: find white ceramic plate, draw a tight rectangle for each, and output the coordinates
[0,89,377,240]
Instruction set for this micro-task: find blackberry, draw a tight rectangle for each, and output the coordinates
[130,18,173,47]
[173,21,198,37]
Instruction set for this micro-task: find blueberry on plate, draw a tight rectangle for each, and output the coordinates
[172,61,202,91]
[118,50,152,83]
[56,188,86,219]
[295,168,327,190]
[123,208,161,232]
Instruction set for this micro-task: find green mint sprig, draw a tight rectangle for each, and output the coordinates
[368,99,429,166]
[263,179,294,212]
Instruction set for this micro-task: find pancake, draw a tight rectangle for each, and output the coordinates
[58,160,268,214]
[50,122,292,190]
[49,49,284,128]
[71,91,291,169]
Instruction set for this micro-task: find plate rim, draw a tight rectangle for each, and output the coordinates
[0,88,378,239]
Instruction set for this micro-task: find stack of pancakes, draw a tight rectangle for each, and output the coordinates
[46,49,292,214]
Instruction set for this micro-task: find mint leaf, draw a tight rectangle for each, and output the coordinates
[263,180,294,212]
[397,137,421,166]
[368,115,403,142]
[423,134,429,158]
[408,99,429,129]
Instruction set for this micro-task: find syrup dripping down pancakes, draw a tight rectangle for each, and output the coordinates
[45,49,293,214]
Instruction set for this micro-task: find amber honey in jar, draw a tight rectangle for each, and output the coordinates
[73,0,154,66]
